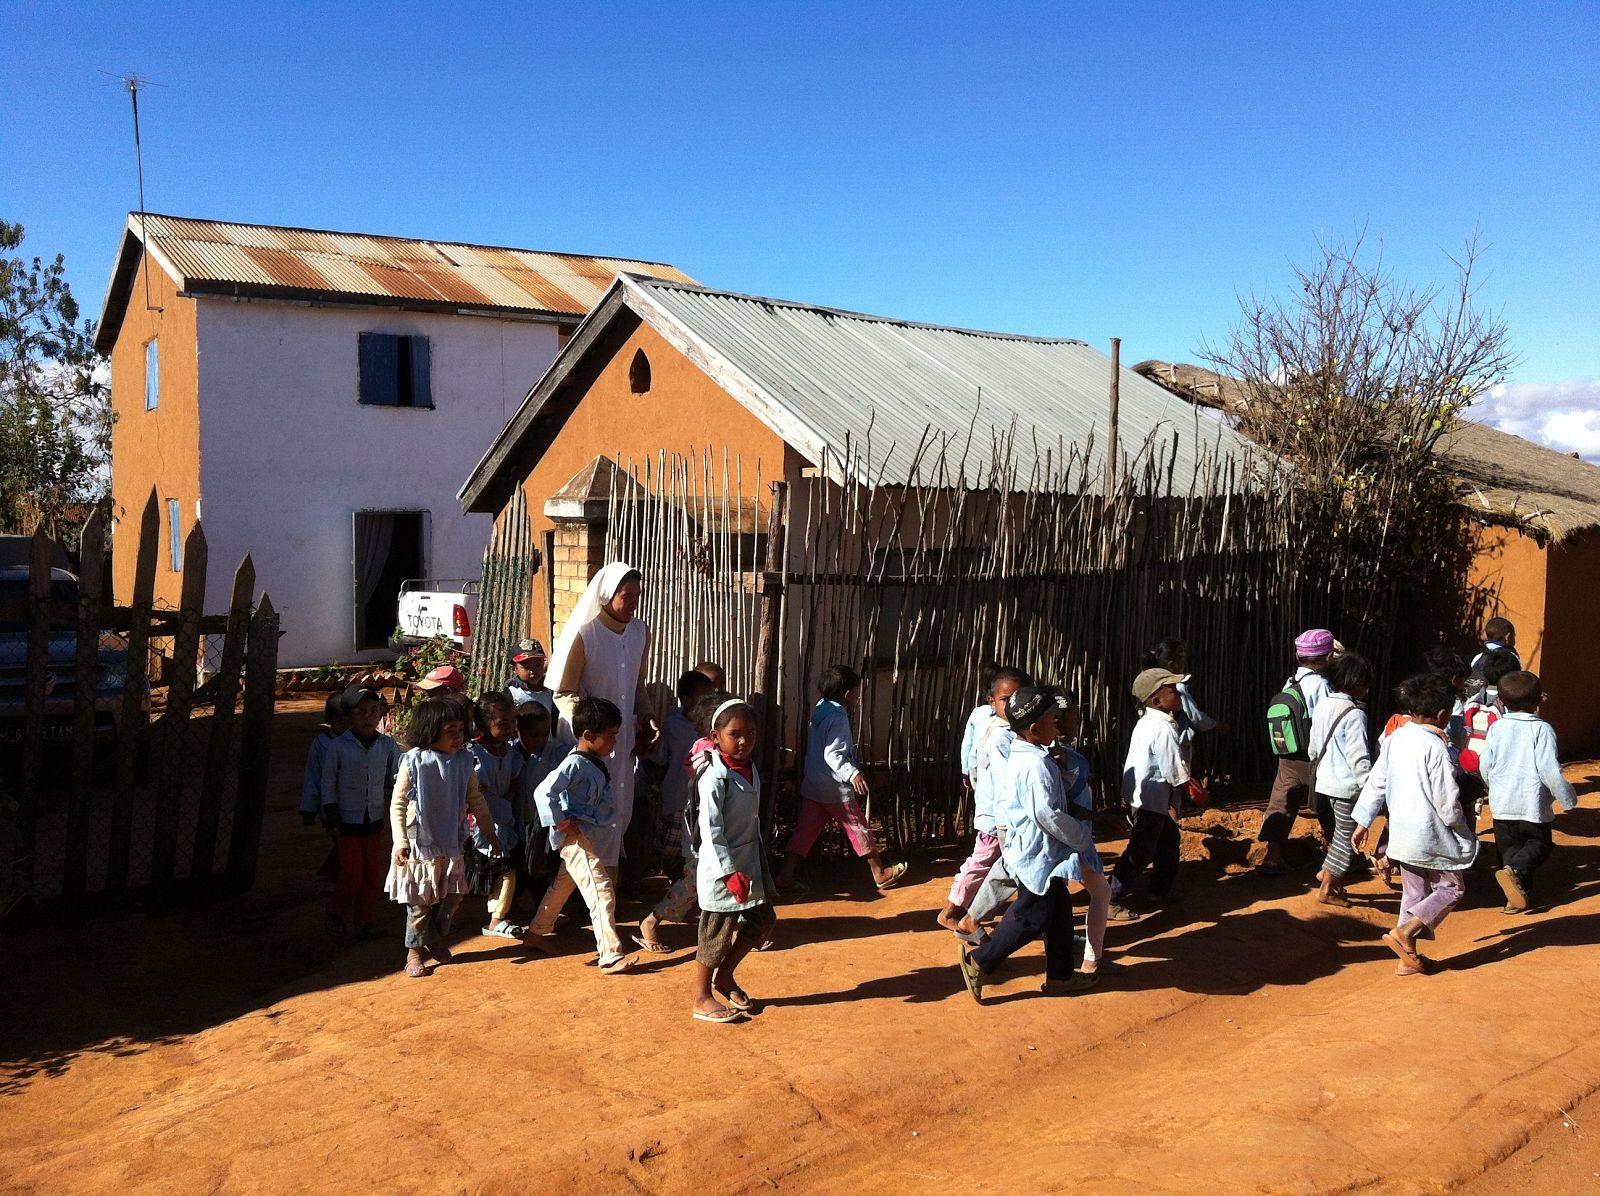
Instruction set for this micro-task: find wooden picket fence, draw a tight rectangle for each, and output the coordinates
[2,488,279,919]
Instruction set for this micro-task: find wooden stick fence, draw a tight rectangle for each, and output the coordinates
[465,487,537,694]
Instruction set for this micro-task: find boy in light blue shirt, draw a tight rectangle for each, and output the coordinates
[1479,670,1578,913]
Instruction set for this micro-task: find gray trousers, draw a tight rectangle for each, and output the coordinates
[405,895,461,948]
[968,831,1017,923]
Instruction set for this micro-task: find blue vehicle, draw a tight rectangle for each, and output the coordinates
[0,564,139,759]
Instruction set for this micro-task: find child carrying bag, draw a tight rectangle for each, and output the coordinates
[1266,678,1312,760]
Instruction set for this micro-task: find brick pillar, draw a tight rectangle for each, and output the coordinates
[545,508,608,642]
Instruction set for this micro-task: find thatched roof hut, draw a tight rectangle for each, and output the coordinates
[1133,359,1600,543]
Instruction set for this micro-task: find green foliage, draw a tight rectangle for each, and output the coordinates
[0,221,111,535]
[389,635,465,747]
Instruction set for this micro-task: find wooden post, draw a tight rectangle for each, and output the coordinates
[108,488,160,897]
[227,595,278,893]
[753,480,788,835]
[1106,337,1122,496]
[191,554,254,885]
[12,531,54,910]
[63,510,107,908]
[150,521,207,897]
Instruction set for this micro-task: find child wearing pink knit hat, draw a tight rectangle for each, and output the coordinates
[1257,629,1336,874]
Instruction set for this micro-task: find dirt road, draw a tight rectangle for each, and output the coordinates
[3,697,1597,1194]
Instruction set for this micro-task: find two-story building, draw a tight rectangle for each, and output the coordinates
[95,213,693,666]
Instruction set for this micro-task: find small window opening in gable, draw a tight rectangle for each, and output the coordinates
[628,348,652,395]
[359,332,433,408]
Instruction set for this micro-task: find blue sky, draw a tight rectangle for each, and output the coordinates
[5,2,1597,451]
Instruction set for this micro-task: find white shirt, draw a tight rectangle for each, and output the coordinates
[1121,708,1190,816]
[1480,712,1577,823]
[1354,721,1477,871]
[1309,692,1371,800]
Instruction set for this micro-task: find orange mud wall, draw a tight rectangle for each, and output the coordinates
[1543,528,1600,755]
[514,318,796,641]
[108,255,200,610]
[1465,525,1549,675]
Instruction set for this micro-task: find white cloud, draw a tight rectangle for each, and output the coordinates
[1473,378,1600,462]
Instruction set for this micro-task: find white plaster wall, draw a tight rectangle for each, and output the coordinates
[195,298,560,666]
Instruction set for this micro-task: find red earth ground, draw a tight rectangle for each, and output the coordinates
[2,695,1597,1194]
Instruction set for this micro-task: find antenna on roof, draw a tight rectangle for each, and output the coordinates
[101,70,163,312]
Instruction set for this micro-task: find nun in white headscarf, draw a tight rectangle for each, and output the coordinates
[547,562,653,869]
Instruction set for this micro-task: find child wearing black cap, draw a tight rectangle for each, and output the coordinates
[506,639,554,714]
[320,684,401,939]
[958,686,1106,1002]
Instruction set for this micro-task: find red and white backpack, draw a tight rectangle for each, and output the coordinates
[1458,697,1501,775]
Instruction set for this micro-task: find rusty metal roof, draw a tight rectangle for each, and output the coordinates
[95,213,695,352]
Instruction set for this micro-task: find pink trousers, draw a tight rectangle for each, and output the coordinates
[785,798,877,858]
[948,830,1002,907]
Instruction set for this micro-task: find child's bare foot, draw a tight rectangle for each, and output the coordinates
[427,942,453,964]
[936,903,968,933]
[523,931,559,955]
[404,948,427,978]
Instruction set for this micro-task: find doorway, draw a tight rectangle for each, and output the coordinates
[353,509,426,650]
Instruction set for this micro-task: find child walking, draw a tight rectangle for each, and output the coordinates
[938,666,1030,940]
[1479,670,1578,913]
[466,691,526,939]
[1307,651,1373,907]
[691,699,775,1023]
[514,700,567,880]
[1353,672,1478,976]
[1110,667,1194,919]
[386,698,502,977]
[774,665,909,894]
[320,685,401,940]
[959,687,1108,1001]
[300,694,350,899]
[1472,617,1520,671]
[526,697,636,974]
[637,673,720,953]
[1258,629,1336,874]
[1145,637,1224,764]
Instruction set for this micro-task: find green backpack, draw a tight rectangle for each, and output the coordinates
[1265,679,1312,760]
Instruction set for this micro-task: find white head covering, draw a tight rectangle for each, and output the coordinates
[546,561,637,689]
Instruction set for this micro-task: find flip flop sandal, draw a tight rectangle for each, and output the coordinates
[692,1006,745,1024]
[1107,904,1141,922]
[484,921,526,940]
[1394,961,1425,977]
[631,933,673,955]
[958,945,985,1004]
[715,987,754,1012]
[953,926,989,947]
[875,862,909,891]
[1383,930,1423,971]
[404,957,428,978]
[599,955,637,976]
[427,944,454,964]
[523,933,559,954]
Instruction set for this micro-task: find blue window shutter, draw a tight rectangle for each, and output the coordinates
[145,339,159,410]
[407,336,432,408]
[167,499,182,572]
[359,332,399,405]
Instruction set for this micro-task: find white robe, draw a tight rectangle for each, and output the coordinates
[572,616,647,867]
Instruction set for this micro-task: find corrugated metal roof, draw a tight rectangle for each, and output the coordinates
[97,212,695,351]
[625,277,1258,489]
[460,276,1262,511]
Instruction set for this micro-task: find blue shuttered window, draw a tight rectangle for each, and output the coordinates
[358,332,432,408]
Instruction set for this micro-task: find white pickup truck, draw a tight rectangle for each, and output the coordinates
[391,578,480,652]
